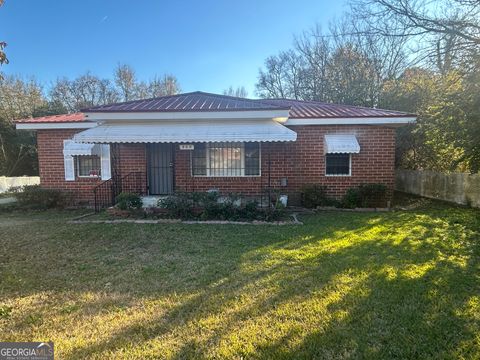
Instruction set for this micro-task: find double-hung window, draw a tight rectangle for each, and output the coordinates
[76,155,101,177]
[192,142,260,176]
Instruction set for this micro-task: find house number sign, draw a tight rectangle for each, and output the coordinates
[179,144,195,150]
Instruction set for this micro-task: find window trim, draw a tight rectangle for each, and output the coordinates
[325,153,352,177]
[191,142,262,177]
[76,155,102,178]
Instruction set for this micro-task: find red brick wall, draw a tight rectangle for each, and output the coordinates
[37,124,395,206]
[37,130,148,206]
[175,125,396,201]
[37,129,102,205]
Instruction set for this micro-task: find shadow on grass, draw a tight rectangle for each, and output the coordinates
[1,204,479,359]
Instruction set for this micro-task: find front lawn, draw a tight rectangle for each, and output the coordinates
[0,198,479,359]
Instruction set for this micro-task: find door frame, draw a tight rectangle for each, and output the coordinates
[146,143,175,195]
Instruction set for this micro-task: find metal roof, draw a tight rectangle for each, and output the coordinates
[258,99,414,119]
[82,92,289,113]
[16,113,86,123]
[16,92,415,124]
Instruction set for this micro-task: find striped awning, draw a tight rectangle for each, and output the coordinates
[63,140,101,156]
[73,120,297,143]
[324,134,360,154]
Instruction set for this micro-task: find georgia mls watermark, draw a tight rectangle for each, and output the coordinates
[0,342,54,360]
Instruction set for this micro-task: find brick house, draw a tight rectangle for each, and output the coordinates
[16,92,415,208]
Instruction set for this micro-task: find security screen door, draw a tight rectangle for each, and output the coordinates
[147,144,174,195]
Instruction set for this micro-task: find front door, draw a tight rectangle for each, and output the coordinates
[147,144,174,195]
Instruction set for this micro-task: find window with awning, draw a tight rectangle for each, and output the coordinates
[62,140,111,181]
[324,134,360,176]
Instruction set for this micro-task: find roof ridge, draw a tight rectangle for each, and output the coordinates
[80,92,201,111]
[81,91,289,112]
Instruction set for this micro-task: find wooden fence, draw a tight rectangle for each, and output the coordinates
[395,170,480,208]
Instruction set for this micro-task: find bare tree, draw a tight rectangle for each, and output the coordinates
[0,0,9,79]
[148,74,181,97]
[50,73,119,112]
[294,26,331,101]
[256,20,407,105]
[349,0,480,72]
[223,86,248,98]
[256,51,304,99]
[114,64,138,102]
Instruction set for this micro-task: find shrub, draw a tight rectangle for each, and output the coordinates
[158,192,286,222]
[158,192,195,219]
[300,184,331,208]
[358,183,388,207]
[341,188,361,208]
[340,183,388,208]
[16,185,67,209]
[115,192,143,210]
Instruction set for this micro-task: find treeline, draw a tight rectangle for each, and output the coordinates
[256,0,480,173]
[0,65,180,175]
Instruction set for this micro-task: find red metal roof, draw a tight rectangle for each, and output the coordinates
[257,99,414,118]
[17,92,415,124]
[82,92,289,113]
[16,113,86,123]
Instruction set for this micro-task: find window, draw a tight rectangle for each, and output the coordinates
[325,154,351,176]
[76,155,101,177]
[192,142,260,176]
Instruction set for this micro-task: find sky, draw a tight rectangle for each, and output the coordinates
[0,0,346,97]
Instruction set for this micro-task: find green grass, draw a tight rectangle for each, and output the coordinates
[0,198,479,359]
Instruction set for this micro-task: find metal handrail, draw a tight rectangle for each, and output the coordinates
[93,171,146,212]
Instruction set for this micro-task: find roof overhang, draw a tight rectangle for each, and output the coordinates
[285,116,416,126]
[16,122,97,130]
[73,120,297,143]
[84,109,290,122]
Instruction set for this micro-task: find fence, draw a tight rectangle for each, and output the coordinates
[395,170,480,208]
[0,176,40,193]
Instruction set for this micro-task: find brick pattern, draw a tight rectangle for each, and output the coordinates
[37,125,395,206]
[175,125,395,201]
[37,130,148,206]
[37,129,102,206]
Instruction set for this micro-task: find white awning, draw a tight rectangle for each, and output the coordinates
[73,120,297,143]
[324,134,360,154]
[63,140,101,156]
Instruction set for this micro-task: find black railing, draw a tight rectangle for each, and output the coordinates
[93,171,146,212]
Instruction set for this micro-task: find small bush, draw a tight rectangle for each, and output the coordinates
[300,184,331,208]
[341,188,361,208]
[158,192,287,221]
[358,183,388,207]
[115,192,143,210]
[340,183,388,208]
[158,192,195,219]
[16,185,67,209]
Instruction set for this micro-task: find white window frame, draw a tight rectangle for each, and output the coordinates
[325,153,352,177]
[76,155,102,178]
[191,142,262,177]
